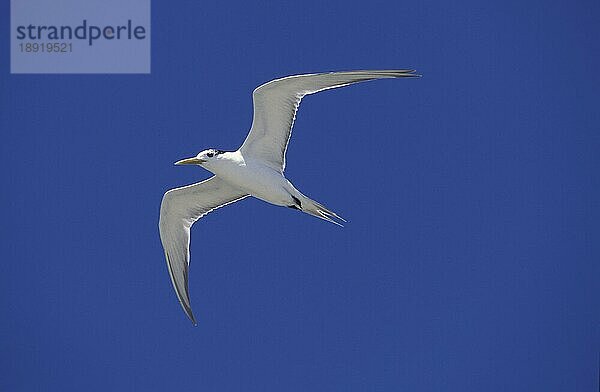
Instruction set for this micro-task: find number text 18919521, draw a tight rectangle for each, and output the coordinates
[19,42,73,53]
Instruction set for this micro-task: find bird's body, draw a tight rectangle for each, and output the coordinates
[201,150,299,207]
[159,70,419,324]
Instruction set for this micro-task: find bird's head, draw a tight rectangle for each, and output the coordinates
[174,149,226,166]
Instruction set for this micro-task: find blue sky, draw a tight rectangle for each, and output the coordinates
[1,0,598,391]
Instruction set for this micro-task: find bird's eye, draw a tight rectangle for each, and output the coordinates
[207,152,214,158]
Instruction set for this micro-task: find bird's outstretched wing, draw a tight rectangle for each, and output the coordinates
[240,70,419,172]
[159,176,248,324]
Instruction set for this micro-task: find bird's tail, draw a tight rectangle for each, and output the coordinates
[298,194,346,227]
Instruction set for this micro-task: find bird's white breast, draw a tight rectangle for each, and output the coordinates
[204,151,293,206]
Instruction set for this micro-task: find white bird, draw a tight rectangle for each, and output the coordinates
[159,70,419,324]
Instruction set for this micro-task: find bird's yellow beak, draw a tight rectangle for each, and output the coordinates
[174,157,205,165]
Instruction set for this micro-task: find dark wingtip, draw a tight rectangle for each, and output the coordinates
[182,302,198,325]
[403,70,421,78]
[179,290,196,325]
[382,70,420,78]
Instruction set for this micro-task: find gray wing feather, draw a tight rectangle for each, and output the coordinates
[159,176,248,324]
[240,70,418,172]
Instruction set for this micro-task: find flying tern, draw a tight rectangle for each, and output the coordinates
[159,70,419,324]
